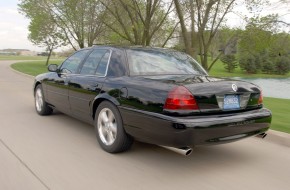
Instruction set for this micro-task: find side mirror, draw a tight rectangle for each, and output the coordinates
[48,64,58,72]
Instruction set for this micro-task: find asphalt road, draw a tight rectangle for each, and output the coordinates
[1,60,290,190]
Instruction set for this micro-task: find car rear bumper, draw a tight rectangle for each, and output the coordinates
[119,107,272,148]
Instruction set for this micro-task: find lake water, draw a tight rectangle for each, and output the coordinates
[234,78,290,99]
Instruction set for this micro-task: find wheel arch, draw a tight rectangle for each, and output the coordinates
[33,81,42,96]
[91,93,121,120]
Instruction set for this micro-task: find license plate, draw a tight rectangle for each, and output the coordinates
[223,95,240,110]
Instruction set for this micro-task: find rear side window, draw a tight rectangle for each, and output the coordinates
[80,49,109,75]
[107,49,126,77]
[96,51,110,75]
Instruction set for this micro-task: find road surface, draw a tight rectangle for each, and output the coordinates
[0,60,289,190]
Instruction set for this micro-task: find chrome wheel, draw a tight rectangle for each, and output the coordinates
[94,101,133,153]
[34,85,53,115]
[35,88,43,112]
[97,108,117,146]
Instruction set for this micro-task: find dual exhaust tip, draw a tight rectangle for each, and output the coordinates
[161,133,267,156]
[256,133,267,139]
[160,146,193,156]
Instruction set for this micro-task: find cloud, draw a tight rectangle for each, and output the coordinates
[0,30,9,36]
[2,8,19,15]
[0,6,43,51]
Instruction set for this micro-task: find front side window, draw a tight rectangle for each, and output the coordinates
[126,49,207,76]
[60,50,89,74]
[80,49,109,75]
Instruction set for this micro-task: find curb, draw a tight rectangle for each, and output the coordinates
[266,130,290,147]
[9,62,35,79]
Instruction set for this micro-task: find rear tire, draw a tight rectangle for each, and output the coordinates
[94,101,133,153]
[34,84,53,115]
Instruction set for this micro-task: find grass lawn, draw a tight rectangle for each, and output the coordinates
[11,60,64,76]
[10,60,290,134]
[209,59,290,78]
[263,97,290,134]
[0,55,49,60]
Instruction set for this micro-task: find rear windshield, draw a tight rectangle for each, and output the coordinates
[126,49,207,76]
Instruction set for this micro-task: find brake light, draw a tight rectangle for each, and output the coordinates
[258,91,263,105]
[164,86,199,110]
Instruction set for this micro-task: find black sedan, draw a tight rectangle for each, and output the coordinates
[33,46,271,155]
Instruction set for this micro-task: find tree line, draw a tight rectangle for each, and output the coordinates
[19,0,290,74]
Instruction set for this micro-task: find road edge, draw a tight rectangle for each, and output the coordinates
[9,61,35,79]
[266,129,290,147]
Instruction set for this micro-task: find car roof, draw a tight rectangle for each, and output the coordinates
[90,45,179,54]
[90,45,170,51]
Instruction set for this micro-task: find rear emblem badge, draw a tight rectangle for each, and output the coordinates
[232,84,238,92]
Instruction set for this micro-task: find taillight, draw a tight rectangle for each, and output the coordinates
[258,91,263,105]
[164,86,199,110]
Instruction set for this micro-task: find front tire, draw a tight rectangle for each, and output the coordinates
[94,101,133,153]
[34,84,53,115]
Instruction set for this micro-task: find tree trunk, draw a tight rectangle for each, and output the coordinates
[208,51,223,71]
[173,0,191,55]
[189,0,198,60]
[45,47,53,66]
[201,53,208,71]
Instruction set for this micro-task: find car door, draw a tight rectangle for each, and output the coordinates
[68,49,112,123]
[44,49,89,114]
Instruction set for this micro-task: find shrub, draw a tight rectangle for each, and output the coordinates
[220,54,238,73]
[261,60,275,74]
[239,54,259,73]
[274,56,290,75]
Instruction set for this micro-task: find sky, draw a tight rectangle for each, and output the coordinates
[0,0,40,51]
[0,0,289,52]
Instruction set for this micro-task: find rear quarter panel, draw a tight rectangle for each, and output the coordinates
[111,76,173,113]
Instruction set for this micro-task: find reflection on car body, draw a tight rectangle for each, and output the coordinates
[33,45,272,155]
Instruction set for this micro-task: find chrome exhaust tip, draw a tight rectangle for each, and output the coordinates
[160,146,193,156]
[256,133,267,139]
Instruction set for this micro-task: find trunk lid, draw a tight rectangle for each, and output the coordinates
[143,75,262,114]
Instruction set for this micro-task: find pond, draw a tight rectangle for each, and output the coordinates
[234,78,290,99]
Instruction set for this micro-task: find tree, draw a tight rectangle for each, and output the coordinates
[238,14,290,75]
[28,13,66,65]
[239,54,259,74]
[274,56,290,75]
[239,26,273,56]
[173,0,275,71]
[261,60,274,74]
[269,33,290,58]
[220,54,238,72]
[174,0,238,71]
[100,0,176,46]
[259,50,273,74]
[19,0,106,50]
[238,15,279,56]
[210,28,239,56]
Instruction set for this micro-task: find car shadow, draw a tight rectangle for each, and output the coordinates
[47,109,263,174]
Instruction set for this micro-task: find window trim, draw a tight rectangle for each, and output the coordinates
[58,49,91,75]
[77,48,112,77]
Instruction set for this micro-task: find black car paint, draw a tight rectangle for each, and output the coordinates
[34,46,271,148]
[120,106,270,147]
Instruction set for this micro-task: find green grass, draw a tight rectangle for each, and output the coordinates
[263,97,290,134]
[0,55,50,60]
[11,60,63,76]
[209,59,290,78]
